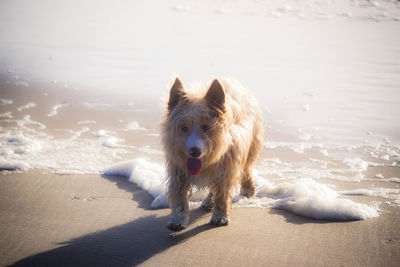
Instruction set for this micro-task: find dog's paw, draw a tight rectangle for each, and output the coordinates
[210,213,229,227]
[166,212,189,232]
[200,197,213,211]
[167,222,185,232]
[239,186,255,198]
[240,179,256,198]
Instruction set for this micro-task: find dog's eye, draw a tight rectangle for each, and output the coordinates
[181,125,189,133]
[201,125,210,132]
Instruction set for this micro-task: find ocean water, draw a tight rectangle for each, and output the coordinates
[1,0,400,220]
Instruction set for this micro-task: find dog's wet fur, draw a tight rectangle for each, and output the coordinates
[161,77,264,231]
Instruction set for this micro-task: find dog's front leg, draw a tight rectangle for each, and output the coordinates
[210,177,234,226]
[166,172,190,231]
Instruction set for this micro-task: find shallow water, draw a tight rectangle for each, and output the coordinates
[1,0,400,220]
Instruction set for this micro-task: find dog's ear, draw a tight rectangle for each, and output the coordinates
[168,77,186,112]
[205,79,225,113]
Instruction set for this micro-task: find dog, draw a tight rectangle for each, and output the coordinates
[161,77,264,231]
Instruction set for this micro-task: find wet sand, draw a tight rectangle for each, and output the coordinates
[0,170,399,266]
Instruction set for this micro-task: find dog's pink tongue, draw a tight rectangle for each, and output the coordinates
[187,158,202,176]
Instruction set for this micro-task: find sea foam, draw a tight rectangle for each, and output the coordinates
[47,103,69,117]
[103,159,380,220]
[254,178,379,220]
[17,102,36,112]
[126,121,147,131]
[0,98,13,105]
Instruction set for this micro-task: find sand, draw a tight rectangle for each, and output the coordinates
[0,170,398,266]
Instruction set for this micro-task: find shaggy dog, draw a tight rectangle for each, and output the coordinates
[161,77,264,231]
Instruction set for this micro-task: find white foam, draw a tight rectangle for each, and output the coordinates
[0,132,44,168]
[0,160,31,171]
[320,149,328,156]
[102,136,123,148]
[0,98,13,105]
[16,115,46,130]
[47,103,69,117]
[126,121,147,131]
[17,102,36,112]
[90,129,123,148]
[0,123,130,175]
[0,117,164,175]
[103,159,380,220]
[342,158,368,172]
[0,112,12,119]
[92,129,109,137]
[254,177,379,220]
[56,127,90,140]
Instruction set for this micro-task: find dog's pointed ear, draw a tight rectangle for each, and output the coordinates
[168,77,186,112]
[205,79,225,113]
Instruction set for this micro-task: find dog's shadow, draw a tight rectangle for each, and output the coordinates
[11,175,213,267]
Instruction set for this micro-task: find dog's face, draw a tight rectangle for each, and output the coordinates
[163,78,229,176]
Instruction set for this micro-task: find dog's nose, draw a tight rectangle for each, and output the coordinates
[189,147,201,158]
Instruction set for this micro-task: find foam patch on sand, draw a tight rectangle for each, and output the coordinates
[0,125,137,175]
[17,102,36,112]
[91,130,124,148]
[103,159,380,220]
[0,98,13,105]
[126,121,147,131]
[16,115,46,130]
[253,177,379,220]
[342,158,368,172]
[47,103,69,117]
[0,112,12,119]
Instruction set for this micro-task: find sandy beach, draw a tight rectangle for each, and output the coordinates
[0,170,399,266]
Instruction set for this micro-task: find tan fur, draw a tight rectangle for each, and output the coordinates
[162,77,264,231]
